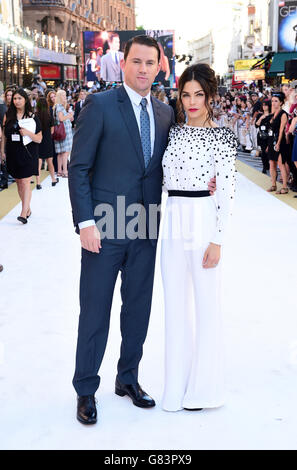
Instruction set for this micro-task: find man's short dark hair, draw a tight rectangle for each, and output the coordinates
[109,33,120,44]
[124,35,161,63]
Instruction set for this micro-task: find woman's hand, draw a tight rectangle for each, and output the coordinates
[202,243,221,269]
[19,127,32,137]
[208,177,216,195]
[274,142,280,152]
[1,152,6,163]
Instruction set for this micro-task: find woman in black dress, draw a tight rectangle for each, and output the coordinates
[266,92,289,195]
[35,97,59,189]
[0,88,42,223]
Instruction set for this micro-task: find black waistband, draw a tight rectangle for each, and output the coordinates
[168,190,211,198]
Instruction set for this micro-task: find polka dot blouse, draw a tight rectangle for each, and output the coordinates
[162,124,238,245]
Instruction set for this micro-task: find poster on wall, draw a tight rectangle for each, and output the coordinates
[82,30,175,87]
[278,1,297,52]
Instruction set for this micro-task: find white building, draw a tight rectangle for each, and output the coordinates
[187,0,270,80]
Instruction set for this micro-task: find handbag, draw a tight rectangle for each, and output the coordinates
[52,107,66,142]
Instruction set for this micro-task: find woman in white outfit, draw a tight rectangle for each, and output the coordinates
[161,64,237,412]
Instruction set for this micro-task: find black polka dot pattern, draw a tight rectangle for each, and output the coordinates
[162,124,238,245]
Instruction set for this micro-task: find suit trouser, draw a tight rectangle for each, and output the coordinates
[161,196,225,411]
[73,237,157,396]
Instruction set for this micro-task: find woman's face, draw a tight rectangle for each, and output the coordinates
[6,91,12,104]
[262,103,269,113]
[50,92,56,103]
[181,80,210,122]
[271,96,281,111]
[282,85,290,98]
[13,93,26,110]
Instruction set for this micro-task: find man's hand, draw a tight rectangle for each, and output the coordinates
[208,176,217,195]
[80,225,102,253]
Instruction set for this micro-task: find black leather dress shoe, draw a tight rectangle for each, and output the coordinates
[77,395,97,425]
[115,378,155,408]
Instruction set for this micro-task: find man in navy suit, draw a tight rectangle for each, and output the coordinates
[69,35,214,425]
[73,90,87,125]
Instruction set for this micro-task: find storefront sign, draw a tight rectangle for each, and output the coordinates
[40,65,61,79]
[234,69,265,81]
[29,47,76,65]
[234,59,263,71]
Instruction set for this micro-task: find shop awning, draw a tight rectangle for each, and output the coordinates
[269,52,297,76]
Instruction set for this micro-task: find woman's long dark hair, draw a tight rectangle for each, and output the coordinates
[5,88,33,127]
[177,63,218,126]
[36,96,50,131]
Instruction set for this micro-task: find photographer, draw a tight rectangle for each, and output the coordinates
[32,74,47,95]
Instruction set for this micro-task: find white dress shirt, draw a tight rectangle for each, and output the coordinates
[78,82,156,230]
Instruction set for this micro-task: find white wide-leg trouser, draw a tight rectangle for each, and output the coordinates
[161,196,225,411]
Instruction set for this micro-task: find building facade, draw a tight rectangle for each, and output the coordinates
[187,0,270,84]
[187,33,213,67]
[22,0,136,50]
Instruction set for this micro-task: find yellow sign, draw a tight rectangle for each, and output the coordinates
[234,69,265,81]
[234,59,263,71]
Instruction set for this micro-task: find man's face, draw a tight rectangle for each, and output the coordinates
[122,43,160,96]
[79,91,86,100]
[110,36,120,52]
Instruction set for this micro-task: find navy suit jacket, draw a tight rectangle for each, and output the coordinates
[74,100,84,124]
[68,85,175,245]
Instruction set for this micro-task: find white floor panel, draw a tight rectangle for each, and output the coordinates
[0,173,297,450]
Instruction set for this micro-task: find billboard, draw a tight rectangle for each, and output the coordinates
[278,1,297,52]
[82,30,175,86]
[234,70,265,81]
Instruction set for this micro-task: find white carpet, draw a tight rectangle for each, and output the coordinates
[0,173,297,450]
